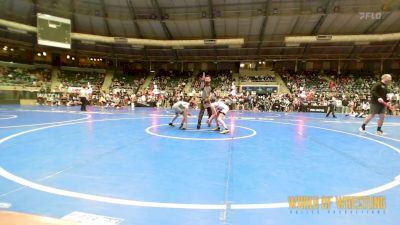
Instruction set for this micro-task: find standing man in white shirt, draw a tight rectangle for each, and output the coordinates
[79,83,92,111]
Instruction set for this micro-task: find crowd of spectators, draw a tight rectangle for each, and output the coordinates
[32,67,400,116]
[149,69,192,97]
[192,70,233,95]
[110,70,147,96]
[0,65,51,89]
[58,70,105,94]
[279,69,400,115]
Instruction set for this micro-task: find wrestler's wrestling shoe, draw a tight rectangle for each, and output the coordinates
[220,129,229,134]
[212,127,221,131]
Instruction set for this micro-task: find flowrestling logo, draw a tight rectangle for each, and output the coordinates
[359,12,382,20]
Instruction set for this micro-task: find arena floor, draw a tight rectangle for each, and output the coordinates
[1,105,400,225]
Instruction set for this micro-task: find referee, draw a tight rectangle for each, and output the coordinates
[325,97,337,118]
[79,83,92,111]
[359,74,392,135]
[197,72,212,129]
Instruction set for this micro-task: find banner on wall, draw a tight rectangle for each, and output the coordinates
[67,87,82,93]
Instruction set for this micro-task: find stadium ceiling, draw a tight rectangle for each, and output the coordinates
[0,0,400,62]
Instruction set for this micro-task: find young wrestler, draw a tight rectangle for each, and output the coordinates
[169,98,197,130]
[207,98,230,134]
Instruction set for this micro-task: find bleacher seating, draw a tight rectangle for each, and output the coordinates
[59,70,105,93]
[0,65,51,88]
[149,69,192,97]
[280,70,379,105]
[192,70,234,96]
[110,69,147,95]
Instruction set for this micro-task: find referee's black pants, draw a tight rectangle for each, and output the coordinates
[197,101,212,126]
[326,107,336,117]
[80,97,87,111]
